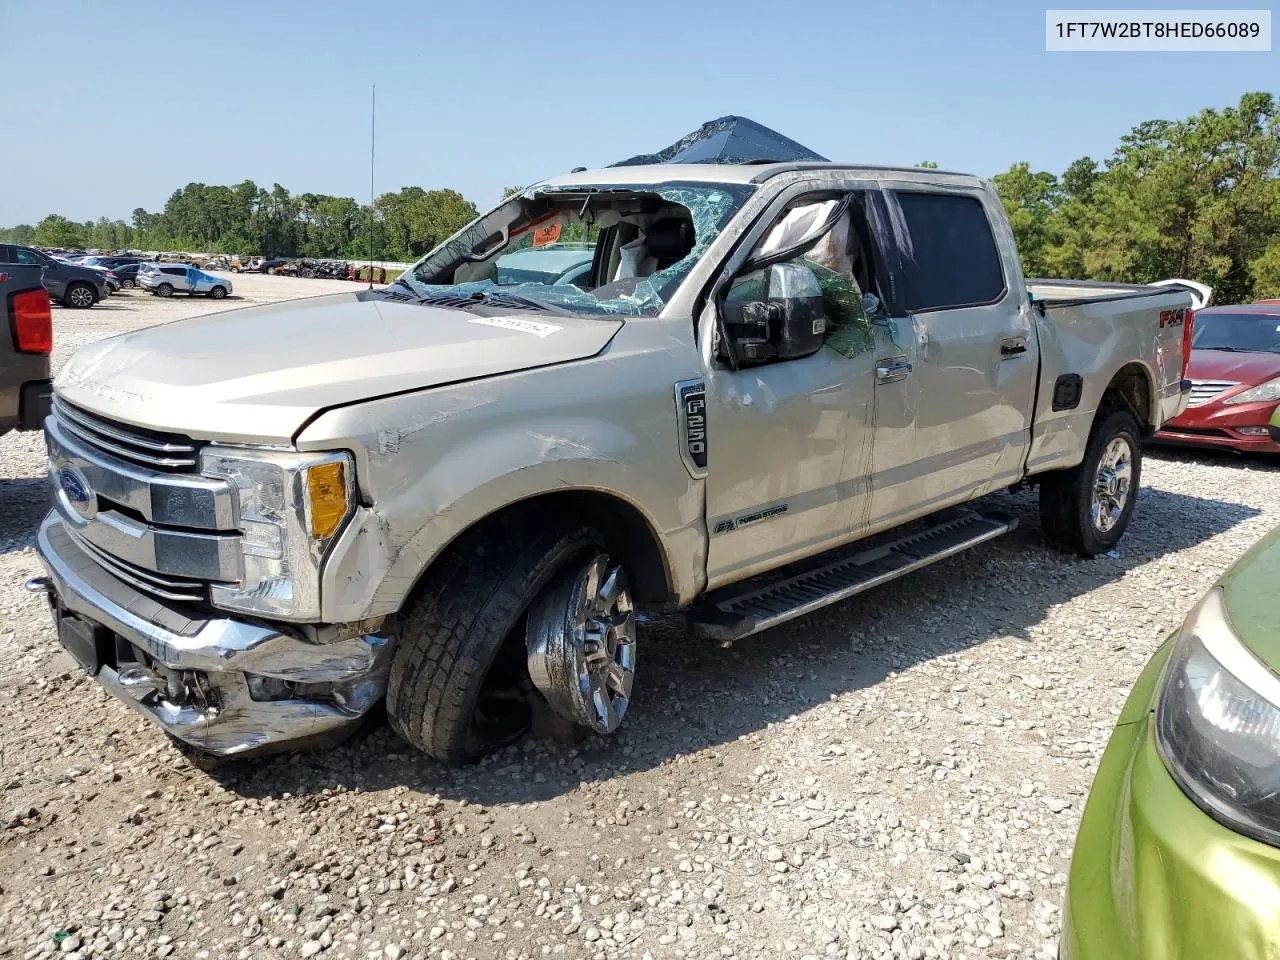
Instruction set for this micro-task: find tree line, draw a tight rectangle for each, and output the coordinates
[2,92,1276,300]
[0,182,479,264]
[991,92,1278,304]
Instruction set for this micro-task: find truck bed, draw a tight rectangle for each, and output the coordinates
[1028,277,1209,309]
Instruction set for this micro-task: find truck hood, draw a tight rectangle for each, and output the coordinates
[55,291,623,443]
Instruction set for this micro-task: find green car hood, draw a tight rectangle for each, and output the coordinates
[1221,525,1280,670]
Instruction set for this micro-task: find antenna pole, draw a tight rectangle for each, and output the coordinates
[369,84,376,289]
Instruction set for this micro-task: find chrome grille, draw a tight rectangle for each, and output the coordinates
[52,398,199,470]
[66,527,206,603]
[1187,379,1238,407]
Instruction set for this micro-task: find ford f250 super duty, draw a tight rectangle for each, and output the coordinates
[29,161,1200,764]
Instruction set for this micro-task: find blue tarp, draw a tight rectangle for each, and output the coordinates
[611,116,827,167]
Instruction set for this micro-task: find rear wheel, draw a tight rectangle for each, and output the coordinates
[386,521,637,765]
[155,282,174,298]
[1040,408,1142,556]
[63,283,95,309]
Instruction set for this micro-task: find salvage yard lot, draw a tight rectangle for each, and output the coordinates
[1,279,1277,960]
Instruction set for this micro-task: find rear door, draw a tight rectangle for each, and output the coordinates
[868,185,1038,527]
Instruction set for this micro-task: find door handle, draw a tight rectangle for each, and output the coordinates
[1000,336,1028,357]
[876,358,913,382]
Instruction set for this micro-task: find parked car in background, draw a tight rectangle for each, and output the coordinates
[495,243,595,287]
[1062,523,1280,959]
[137,263,232,298]
[1155,303,1280,454]
[258,257,295,275]
[110,263,142,288]
[0,261,53,437]
[102,271,121,294]
[202,257,230,271]
[2,244,107,308]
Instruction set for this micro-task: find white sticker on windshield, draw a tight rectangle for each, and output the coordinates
[467,316,563,338]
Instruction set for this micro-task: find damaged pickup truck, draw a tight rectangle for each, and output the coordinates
[30,160,1201,763]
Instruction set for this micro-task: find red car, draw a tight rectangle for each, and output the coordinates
[1156,303,1280,454]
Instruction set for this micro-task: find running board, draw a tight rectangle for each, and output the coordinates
[689,510,1017,642]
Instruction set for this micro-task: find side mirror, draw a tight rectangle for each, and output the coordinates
[722,263,826,364]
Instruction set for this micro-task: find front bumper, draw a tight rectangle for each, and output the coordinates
[33,512,392,756]
[1156,399,1280,454]
[1062,650,1280,960]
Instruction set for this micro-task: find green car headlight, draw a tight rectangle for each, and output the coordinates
[1156,588,1280,846]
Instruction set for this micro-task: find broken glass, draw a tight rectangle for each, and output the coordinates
[401,183,752,318]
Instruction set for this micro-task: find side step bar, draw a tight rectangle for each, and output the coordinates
[689,510,1017,642]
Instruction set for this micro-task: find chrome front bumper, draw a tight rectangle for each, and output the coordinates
[33,512,392,756]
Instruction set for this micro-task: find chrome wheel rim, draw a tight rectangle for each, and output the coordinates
[212,287,225,298]
[577,558,636,733]
[69,287,93,307]
[1092,436,1133,533]
[527,554,636,735]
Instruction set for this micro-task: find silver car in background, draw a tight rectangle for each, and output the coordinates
[137,263,233,299]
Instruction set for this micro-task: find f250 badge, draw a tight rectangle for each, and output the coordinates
[675,379,708,476]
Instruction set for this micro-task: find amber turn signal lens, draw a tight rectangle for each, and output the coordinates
[306,461,348,539]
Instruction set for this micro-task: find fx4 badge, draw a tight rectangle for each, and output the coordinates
[674,379,707,478]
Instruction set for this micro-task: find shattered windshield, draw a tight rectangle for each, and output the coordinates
[398,182,754,317]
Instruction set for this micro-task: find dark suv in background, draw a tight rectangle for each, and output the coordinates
[0,245,108,308]
[0,262,53,437]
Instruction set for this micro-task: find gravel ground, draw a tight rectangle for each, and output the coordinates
[2,280,1278,960]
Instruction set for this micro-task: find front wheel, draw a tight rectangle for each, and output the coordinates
[63,283,95,309]
[209,285,227,299]
[121,279,135,289]
[1039,408,1142,556]
[386,522,636,764]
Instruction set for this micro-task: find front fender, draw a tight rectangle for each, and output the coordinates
[299,331,707,622]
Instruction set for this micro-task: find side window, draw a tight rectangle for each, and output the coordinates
[12,246,45,266]
[163,266,186,276]
[892,192,1004,311]
[0,245,11,263]
[726,193,877,360]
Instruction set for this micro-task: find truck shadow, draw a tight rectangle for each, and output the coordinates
[211,482,1267,805]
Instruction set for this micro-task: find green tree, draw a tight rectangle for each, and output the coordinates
[34,214,87,248]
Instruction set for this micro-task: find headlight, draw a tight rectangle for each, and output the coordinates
[1155,588,1280,845]
[1224,377,1280,405]
[199,447,354,620]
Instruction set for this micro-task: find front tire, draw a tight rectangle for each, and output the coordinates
[63,283,96,309]
[386,521,632,765]
[1040,408,1142,556]
[122,279,135,289]
[209,285,227,299]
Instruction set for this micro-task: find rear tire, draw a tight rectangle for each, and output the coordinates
[63,283,95,309]
[155,282,174,298]
[1039,408,1142,556]
[386,521,606,765]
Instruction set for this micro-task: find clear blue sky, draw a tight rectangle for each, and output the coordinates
[0,0,1274,225]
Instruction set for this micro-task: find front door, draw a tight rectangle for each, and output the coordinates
[868,186,1038,528]
[701,186,886,589]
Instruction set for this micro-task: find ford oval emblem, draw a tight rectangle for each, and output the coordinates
[57,464,97,519]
